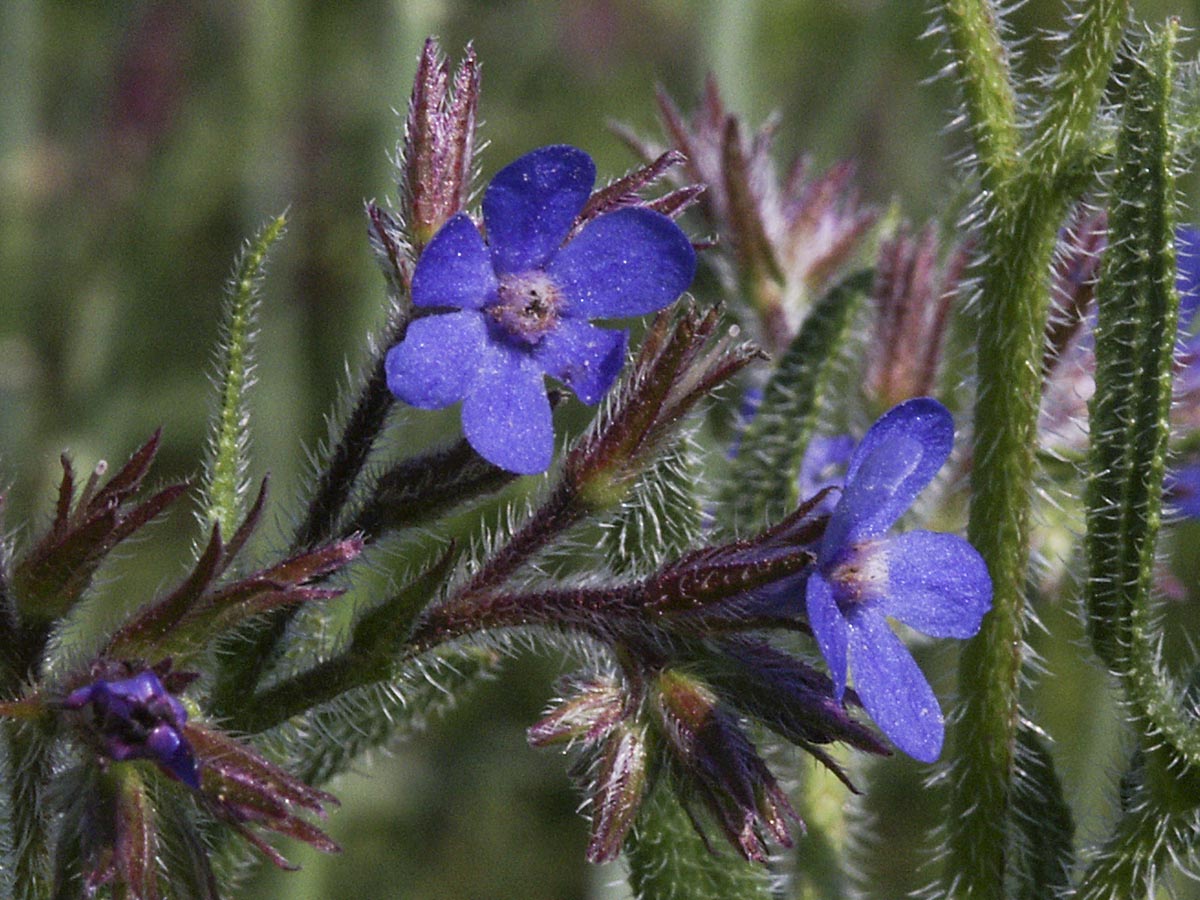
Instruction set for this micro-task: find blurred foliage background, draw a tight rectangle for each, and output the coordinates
[3,1,1200,897]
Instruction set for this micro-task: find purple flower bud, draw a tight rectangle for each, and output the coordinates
[400,39,480,250]
[865,224,967,409]
[65,670,200,789]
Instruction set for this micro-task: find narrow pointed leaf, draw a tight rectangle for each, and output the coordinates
[204,214,287,539]
[1084,26,1200,768]
[1011,723,1074,900]
[601,443,702,576]
[720,269,872,530]
[624,785,772,900]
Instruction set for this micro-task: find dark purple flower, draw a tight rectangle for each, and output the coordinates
[385,145,697,474]
[805,398,992,762]
[65,670,199,789]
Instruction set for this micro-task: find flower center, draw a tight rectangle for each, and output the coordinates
[828,540,889,611]
[488,271,564,346]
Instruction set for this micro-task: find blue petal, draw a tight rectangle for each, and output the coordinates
[146,725,201,789]
[411,213,497,310]
[483,146,595,274]
[846,608,944,762]
[547,208,697,317]
[1167,462,1200,519]
[533,318,627,404]
[462,343,553,474]
[806,572,848,700]
[822,398,954,553]
[1177,226,1200,330]
[798,434,855,514]
[385,311,487,409]
[876,531,992,637]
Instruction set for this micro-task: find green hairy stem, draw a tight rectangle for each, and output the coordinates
[939,1,1131,896]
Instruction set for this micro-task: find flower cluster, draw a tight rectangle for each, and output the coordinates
[0,436,355,895]
[385,144,697,473]
[416,394,991,857]
[0,35,1008,896]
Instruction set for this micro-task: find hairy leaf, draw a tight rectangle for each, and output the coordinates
[720,269,871,531]
[204,214,287,540]
[624,784,773,900]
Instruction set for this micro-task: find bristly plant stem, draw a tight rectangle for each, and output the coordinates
[938,1,1131,896]
[294,304,413,551]
[938,0,1019,194]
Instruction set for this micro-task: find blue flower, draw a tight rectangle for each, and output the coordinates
[797,433,855,515]
[1175,227,1200,397]
[1167,462,1200,520]
[386,145,697,474]
[805,398,992,762]
[65,670,199,788]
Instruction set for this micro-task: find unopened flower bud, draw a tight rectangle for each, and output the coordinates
[651,669,800,862]
[400,39,480,250]
[65,669,199,789]
[528,677,625,747]
[622,77,877,353]
[864,224,968,410]
[585,720,650,863]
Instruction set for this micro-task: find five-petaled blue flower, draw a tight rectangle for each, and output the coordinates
[65,670,199,788]
[386,145,697,474]
[805,398,992,762]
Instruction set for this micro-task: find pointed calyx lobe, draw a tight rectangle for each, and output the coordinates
[14,431,187,621]
[386,145,698,474]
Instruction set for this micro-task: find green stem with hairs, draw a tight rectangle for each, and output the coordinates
[939,1,1131,896]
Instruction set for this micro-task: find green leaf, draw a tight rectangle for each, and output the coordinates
[290,646,501,786]
[601,441,703,576]
[624,784,772,900]
[1084,24,1200,765]
[1075,747,1200,900]
[720,268,872,531]
[152,780,221,900]
[1010,723,1074,900]
[203,214,287,540]
[3,720,55,900]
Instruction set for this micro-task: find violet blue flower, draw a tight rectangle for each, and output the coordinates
[1175,227,1200,398]
[65,670,199,788]
[805,398,991,762]
[797,433,855,515]
[1166,462,1200,519]
[386,145,697,474]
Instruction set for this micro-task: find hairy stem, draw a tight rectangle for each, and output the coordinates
[941,2,1131,895]
[938,0,1019,194]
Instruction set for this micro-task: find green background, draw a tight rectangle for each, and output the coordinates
[2,1,1198,897]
